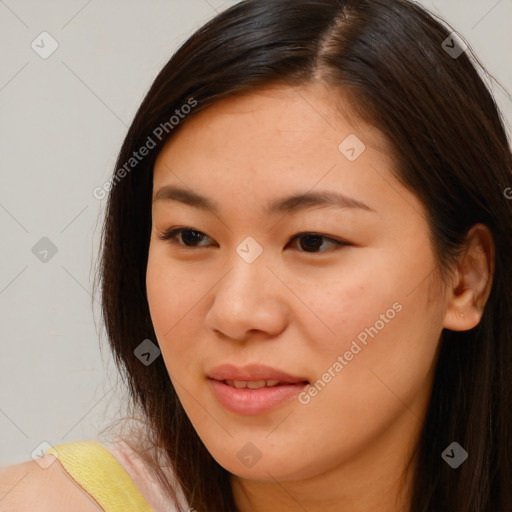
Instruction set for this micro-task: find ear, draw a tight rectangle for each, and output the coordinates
[443,223,495,331]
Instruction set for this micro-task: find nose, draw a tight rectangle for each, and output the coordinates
[204,255,289,342]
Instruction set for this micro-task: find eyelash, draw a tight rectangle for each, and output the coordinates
[157,227,349,254]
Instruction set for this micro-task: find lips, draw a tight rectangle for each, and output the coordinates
[207,363,310,415]
[207,363,309,385]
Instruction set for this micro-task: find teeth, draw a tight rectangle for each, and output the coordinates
[225,379,282,389]
[246,380,267,389]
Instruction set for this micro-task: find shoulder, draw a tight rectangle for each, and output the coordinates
[104,438,190,511]
[0,455,101,511]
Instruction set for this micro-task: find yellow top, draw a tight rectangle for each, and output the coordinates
[45,440,153,512]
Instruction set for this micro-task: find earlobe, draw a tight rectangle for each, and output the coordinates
[443,289,483,331]
[442,224,495,332]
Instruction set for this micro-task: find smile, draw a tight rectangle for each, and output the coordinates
[208,378,309,415]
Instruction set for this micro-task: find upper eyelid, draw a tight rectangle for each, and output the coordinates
[158,227,347,248]
[158,227,215,244]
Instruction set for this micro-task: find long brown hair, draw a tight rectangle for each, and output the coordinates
[93,1,512,510]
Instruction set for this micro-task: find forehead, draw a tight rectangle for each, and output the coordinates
[150,83,403,226]
[154,81,393,175]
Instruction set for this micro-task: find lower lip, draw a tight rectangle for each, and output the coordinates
[208,378,308,415]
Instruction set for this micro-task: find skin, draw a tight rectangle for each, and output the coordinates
[146,81,494,512]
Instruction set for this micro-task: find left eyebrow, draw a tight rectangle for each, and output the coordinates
[266,190,376,215]
[152,185,377,215]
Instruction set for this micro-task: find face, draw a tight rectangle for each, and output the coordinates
[146,82,447,486]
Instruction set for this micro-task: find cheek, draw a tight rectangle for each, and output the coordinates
[146,245,201,319]
[315,279,443,423]
[146,250,182,340]
[146,248,209,366]
[296,267,394,355]
[303,254,443,403]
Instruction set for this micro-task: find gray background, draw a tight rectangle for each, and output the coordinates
[1,0,511,466]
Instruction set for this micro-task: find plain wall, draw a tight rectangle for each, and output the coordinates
[1,0,511,466]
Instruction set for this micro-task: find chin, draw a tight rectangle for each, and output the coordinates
[203,440,322,482]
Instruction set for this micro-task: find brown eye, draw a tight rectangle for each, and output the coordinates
[158,228,214,247]
[288,233,348,253]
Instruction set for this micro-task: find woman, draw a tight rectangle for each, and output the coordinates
[1,0,511,510]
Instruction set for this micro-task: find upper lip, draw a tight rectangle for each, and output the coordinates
[208,363,309,384]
